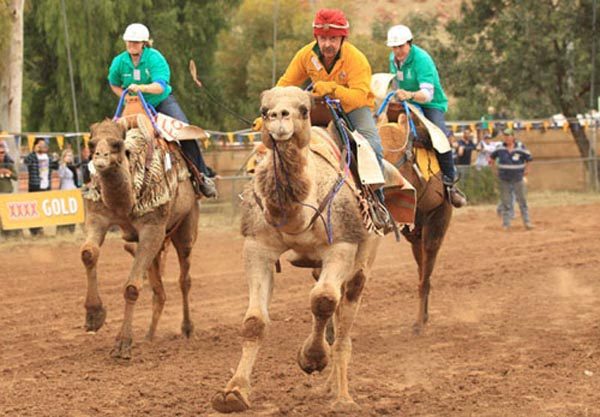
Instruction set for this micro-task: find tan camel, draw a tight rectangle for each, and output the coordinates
[378,110,452,334]
[211,86,380,413]
[80,119,200,359]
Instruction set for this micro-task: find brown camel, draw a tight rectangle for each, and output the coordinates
[80,119,200,359]
[211,86,380,413]
[378,110,452,334]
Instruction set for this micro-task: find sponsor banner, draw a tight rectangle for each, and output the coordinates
[0,189,85,230]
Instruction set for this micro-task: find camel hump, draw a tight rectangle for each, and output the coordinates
[309,126,343,170]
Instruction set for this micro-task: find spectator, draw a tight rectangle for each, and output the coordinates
[0,140,17,193]
[475,133,500,169]
[479,106,496,137]
[0,140,20,239]
[456,128,477,166]
[80,146,91,186]
[490,128,533,231]
[24,138,58,236]
[57,149,78,234]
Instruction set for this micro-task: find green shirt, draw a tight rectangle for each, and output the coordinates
[388,45,448,112]
[108,47,172,107]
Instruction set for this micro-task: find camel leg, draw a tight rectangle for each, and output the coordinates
[326,237,379,411]
[310,267,335,345]
[297,243,356,376]
[144,253,166,341]
[212,238,280,413]
[171,208,199,338]
[413,204,452,335]
[80,216,110,332]
[112,224,166,359]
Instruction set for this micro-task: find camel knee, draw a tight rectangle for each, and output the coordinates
[124,285,139,302]
[81,244,100,267]
[310,287,339,319]
[345,270,366,302]
[240,315,267,340]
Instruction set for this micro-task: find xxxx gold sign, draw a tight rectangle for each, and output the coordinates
[0,189,84,230]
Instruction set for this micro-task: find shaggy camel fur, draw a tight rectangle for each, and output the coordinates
[212,86,380,413]
[80,120,200,359]
[378,112,452,334]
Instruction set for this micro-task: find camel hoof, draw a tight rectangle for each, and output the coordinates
[110,338,132,360]
[85,305,107,332]
[211,389,250,413]
[331,398,360,412]
[297,343,330,374]
[181,321,194,338]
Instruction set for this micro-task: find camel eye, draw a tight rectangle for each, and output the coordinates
[281,110,289,117]
[298,105,309,119]
[260,106,268,117]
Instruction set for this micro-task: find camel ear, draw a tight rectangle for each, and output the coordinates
[89,122,99,137]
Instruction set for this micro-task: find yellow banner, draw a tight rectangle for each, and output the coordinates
[56,135,65,150]
[0,189,85,230]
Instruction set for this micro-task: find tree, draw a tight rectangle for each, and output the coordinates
[435,0,599,181]
[0,0,25,133]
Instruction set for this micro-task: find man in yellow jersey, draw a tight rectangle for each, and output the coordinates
[255,9,384,185]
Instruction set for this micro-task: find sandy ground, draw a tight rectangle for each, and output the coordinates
[1,197,600,417]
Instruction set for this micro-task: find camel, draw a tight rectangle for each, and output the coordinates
[378,108,452,334]
[211,86,381,413]
[80,119,200,359]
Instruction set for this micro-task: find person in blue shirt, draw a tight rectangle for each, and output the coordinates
[108,23,216,198]
[386,24,466,208]
[490,128,533,230]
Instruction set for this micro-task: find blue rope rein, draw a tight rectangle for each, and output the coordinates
[112,89,160,133]
[375,90,419,139]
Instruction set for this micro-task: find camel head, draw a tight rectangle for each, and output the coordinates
[259,86,311,149]
[89,119,128,173]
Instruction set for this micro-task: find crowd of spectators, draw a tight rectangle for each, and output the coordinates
[0,137,91,238]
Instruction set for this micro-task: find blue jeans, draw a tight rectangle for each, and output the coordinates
[346,106,384,171]
[422,106,455,180]
[499,179,530,227]
[156,95,210,176]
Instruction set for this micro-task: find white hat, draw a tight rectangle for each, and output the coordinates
[122,23,150,42]
[386,25,413,47]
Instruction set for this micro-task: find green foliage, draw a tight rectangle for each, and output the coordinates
[437,0,598,119]
[457,166,499,204]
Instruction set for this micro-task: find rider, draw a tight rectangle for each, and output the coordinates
[107,23,216,198]
[255,9,387,199]
[386,24,467,208]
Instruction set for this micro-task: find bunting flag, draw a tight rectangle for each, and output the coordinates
[469,123,476,132]
[507,121,514,129]
[56,135,65,150]
[563,120,570,131]
[488,121,495,133]
[27,135,36,151]
[83,133,90,147]
[525,122,532,132]
[451,123,458,133]
[227,132,234,143]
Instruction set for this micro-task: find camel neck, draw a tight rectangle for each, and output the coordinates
[98,167,135,215]
[258,142,312,230]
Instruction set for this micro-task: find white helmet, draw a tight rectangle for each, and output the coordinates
[386,25,413,47]
[122,23,150,42]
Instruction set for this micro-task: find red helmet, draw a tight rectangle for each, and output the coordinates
[312,9,350,37]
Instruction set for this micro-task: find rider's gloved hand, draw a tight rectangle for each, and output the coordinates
[312,81,337,97]
[252,116,263,132]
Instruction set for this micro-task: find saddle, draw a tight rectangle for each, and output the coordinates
[117,96,209,197]
[378,105,445,212]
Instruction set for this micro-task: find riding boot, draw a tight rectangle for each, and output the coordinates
[180,139,217,198]
[437,151,467,208]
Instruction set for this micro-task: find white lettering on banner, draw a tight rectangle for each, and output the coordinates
[41,197,79,216]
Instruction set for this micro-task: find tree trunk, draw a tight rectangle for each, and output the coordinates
[568,120,600,187]
[0,0,24,133]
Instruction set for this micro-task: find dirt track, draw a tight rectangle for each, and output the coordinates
[1,200,600,417]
